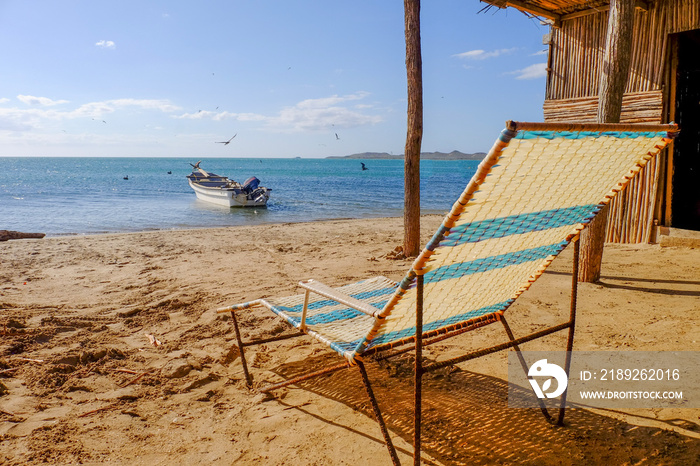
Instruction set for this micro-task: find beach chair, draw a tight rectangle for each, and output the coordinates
[218,121,677,465]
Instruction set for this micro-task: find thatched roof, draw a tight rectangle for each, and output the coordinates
[481,0,650,26]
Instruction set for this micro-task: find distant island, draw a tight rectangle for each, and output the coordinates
[327,150,486,160]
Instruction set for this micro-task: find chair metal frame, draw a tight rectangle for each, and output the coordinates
[219,121,677,465]
[223,237,580,466]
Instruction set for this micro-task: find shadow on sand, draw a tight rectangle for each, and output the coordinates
[272,352,700,465]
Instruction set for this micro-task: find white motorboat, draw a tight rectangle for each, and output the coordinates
[186,161,271,207]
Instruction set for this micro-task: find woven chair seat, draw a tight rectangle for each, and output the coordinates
[259,276,397,355]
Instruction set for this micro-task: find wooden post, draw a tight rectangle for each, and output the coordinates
[577,204,608,282]
[597,0,635,124]
[580,0,634,282]
[0,230,46,241]
[403,0,423,258]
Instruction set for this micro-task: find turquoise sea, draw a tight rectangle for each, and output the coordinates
[0,157,479,236]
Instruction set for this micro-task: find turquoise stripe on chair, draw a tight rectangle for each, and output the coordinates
[274,300,391,326]
[516,130,669,140]
[424,243,567,284]
[273,286,397,314]
[440,205,599,246]
[365,300,513,350]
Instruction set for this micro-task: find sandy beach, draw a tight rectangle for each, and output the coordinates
[1,216,699,465]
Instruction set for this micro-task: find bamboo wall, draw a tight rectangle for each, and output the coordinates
[543,0,700,242]
[546,0,673,101]
[543,90,663,122]
[667,0,700,33]
[608,156,662,242]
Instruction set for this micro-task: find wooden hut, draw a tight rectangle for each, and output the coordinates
[483,0,700,242]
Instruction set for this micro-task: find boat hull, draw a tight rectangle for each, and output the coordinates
[188,180,269,207]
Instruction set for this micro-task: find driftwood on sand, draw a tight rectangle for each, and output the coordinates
[0,230,46,241]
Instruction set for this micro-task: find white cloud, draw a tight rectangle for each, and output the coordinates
[95,40,116,49]
[73,98,181,117]
[174,92,381,131]
[295,92,370,110]
[452,48,517,60]
[0,98,10,104]
[174,110,266,122]
[511,63,547,80]
[109,98,179,112]
[0,105,51,132]
[269,92,381,131]
[17,95,69,106]
[0,109,36,131]
[532,50,548,56]
[0,98,181,134]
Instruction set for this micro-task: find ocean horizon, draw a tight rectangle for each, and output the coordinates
[0,157,479,236]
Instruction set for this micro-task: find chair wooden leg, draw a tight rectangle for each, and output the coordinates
[414,274,424,466]
[357,360,401,466]
[558,237,580,426]
[500,316,554,423]
[414,366,423,466]
[230,310,253,387]
[557,320,577,425]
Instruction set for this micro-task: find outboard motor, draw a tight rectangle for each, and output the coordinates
[242,176,260,194]
[251,187,268,204]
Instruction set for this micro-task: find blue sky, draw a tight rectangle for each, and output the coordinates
[0,1,549,158]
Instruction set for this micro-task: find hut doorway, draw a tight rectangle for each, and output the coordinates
[671,29,700,231]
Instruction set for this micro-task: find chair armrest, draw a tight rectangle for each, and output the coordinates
[216,299,264,313]
[298,279,382,318]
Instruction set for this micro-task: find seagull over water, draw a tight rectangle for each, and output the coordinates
[215,134,237,145]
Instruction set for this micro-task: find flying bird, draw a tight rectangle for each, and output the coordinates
[361,163,368,171]
[335,133,340,140]
[215,134,237,145]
